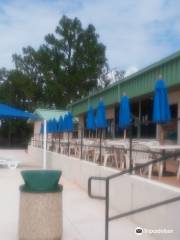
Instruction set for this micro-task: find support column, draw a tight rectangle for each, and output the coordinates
[178,102,180,144]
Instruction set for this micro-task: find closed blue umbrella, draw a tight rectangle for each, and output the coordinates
[58,117,63,133]
[153,79,171,123]
[96,100,107,128]
[60,113,73,155]
[67,112,73,132]
[86,106,96,130]
[63,114,68,132]
[119,95,133,170]
[57,116,64,152]
[96,100,107,164]
[47,120,51,133]
[119,95,131,130]
[153,79,171,144]
[48,119,56,133]
[52,118,58,133]
[51,118,58,149]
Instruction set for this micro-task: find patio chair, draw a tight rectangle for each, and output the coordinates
[114,145,128,169]
[102,146,118,168]
[132,143,152,178]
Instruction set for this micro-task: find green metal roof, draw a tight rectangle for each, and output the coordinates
[34,108,67,121]
[68,51,180,116]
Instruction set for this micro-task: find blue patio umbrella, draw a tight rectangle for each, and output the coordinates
[119,95,131,130]
[95,100,107,164]
[52,118,58,133]
[86,106,96,130]
[153,79,171,144]
[153,79,171,123]
[63,112,73,155]
[66,112,73,132]
[118,95,133,170]
[57,116,64,151]
[86,106,95,138]
[0,103,37,120]
[58,116,63,133]
[96,100,107,129]
[47,120,51,133]
[63,114,68,132]
[51,118,58,148]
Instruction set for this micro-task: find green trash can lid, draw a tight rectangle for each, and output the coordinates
[21,170,62,193]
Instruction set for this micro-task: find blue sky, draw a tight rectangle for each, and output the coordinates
[0,0,180,74]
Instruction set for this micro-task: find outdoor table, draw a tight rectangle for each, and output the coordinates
[150,144,180,176]
[150,145,180,151]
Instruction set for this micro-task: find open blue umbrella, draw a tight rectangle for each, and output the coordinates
[95,100,107,164]
[86,106,95,138]
[153,79,171,144]
[0,103,37,120]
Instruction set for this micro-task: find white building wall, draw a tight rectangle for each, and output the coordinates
[29,146,180,240]
[34,121,41,136]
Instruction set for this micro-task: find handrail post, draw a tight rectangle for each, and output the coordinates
[80,127,83,159]
[105,179,109,240]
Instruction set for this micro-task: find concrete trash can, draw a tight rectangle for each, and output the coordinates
[18,170,63,240]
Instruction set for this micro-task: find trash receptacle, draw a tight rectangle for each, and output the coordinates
[19,170,63,240]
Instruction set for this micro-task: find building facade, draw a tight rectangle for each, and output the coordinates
[68,51,180,143]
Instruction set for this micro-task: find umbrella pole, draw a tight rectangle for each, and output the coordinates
[80,127,83,159]
[43,120,47,169]
[59,133,61,153]
[68,132,70,156]
[159,124,165,145]
[99,128,102,165]
[123,129,126,139]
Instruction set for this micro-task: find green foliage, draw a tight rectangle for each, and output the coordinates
[0,15,107,147]
[12,15,107,107]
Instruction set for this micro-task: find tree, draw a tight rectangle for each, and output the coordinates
[13,16,107,107]
[0,69,35,110]
[13,47,45,107]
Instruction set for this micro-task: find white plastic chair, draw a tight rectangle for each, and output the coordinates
[132,143,152,178]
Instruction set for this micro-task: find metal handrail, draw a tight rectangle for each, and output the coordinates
[88,151,180,240]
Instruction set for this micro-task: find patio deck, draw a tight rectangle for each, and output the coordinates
[0,150,155,240]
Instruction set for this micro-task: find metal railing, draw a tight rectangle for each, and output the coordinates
[88,151,180,240]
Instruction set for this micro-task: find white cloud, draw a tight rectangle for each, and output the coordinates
[0,0,180,72]
[125,66,138,77]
